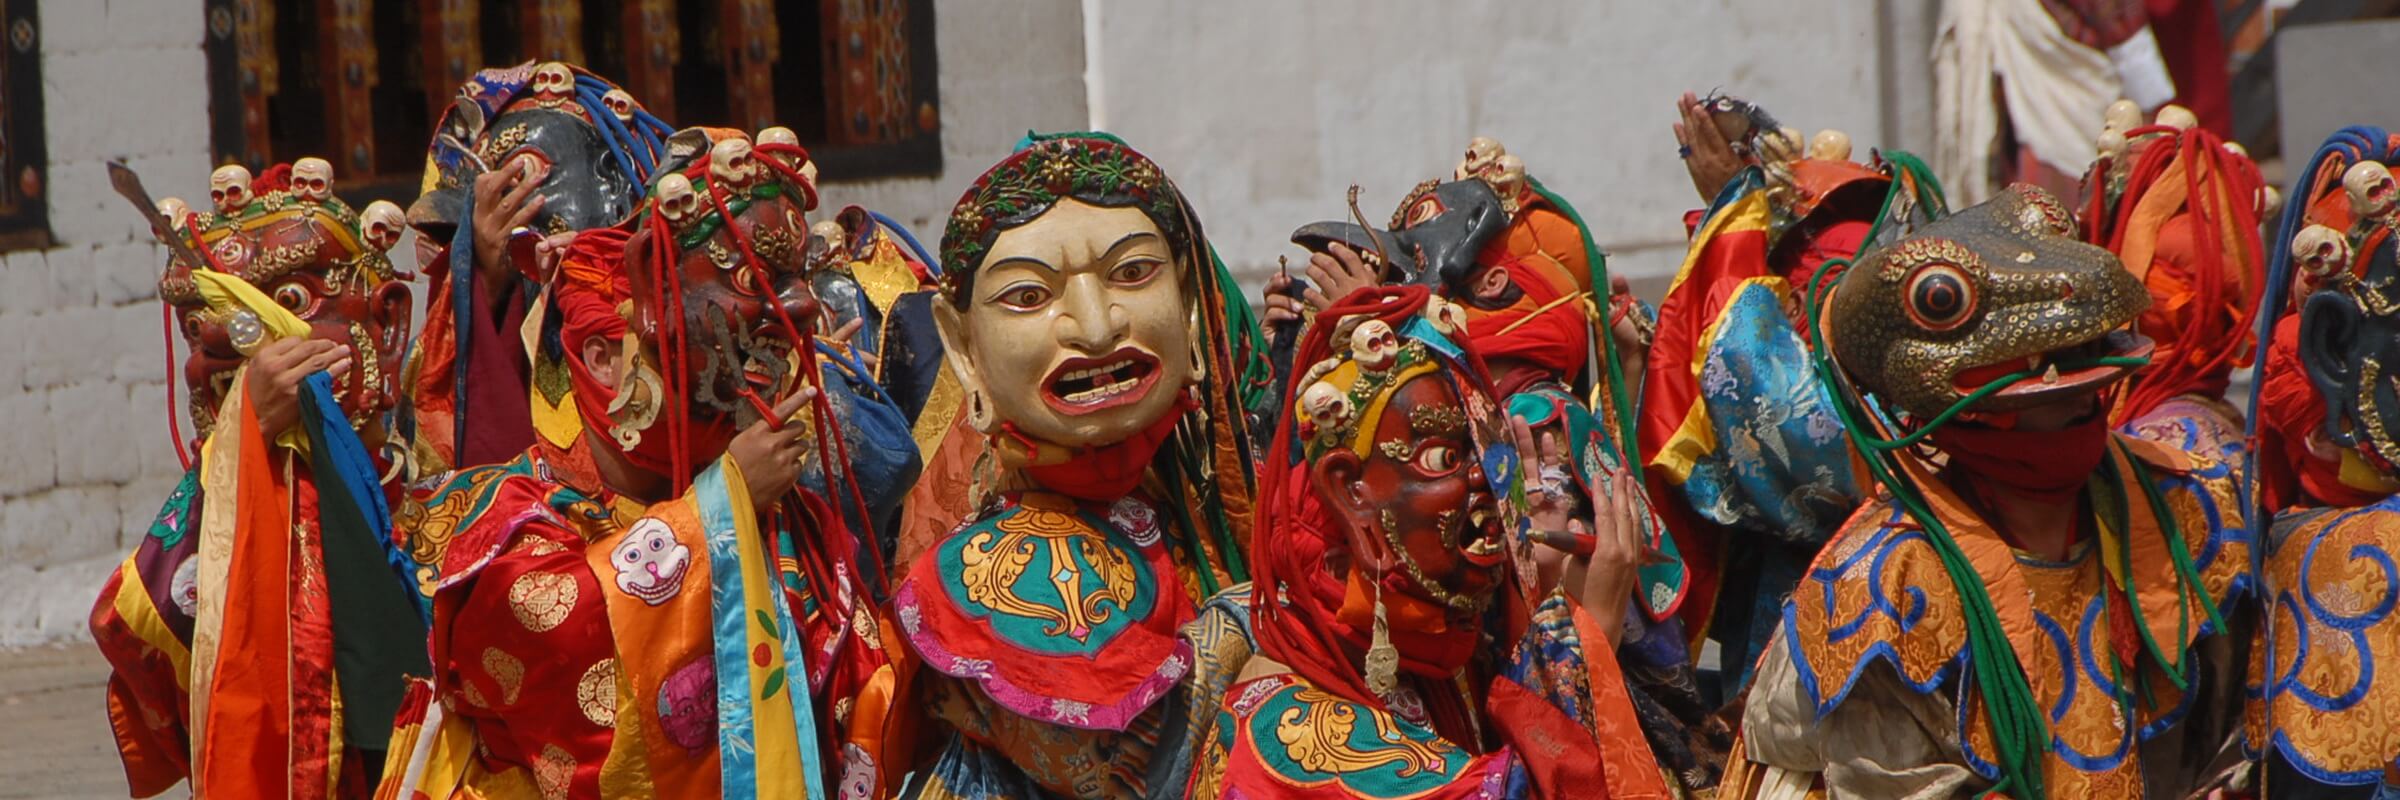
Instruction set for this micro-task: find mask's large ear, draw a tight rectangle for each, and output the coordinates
[2300,290,2367,447]
[932,298,997,433]
[1309,450,1389,574]
[372,281,415,360]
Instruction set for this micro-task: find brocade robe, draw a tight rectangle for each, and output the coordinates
[379,443,902,798]
[2249,495,2400,798]
[1733,435,2253,798]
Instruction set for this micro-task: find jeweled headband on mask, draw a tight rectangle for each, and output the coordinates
[937,132,1189,306]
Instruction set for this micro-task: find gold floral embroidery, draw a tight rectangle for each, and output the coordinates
[956,502,1140,643]
[509,571,579,632]
[577,659,618,728]
[1274,685,1451,777]
[483,647,526,705]
[534,743,576,800]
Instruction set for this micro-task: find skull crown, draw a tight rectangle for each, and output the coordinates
[290,157,335,202]
[209,164,254,212]
[2345,161,2397,220]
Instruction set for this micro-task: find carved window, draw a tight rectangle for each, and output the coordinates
[0,0,50,250]
[204,0,940,204]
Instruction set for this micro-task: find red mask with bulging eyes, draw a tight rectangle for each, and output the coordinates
[158,163,413,445]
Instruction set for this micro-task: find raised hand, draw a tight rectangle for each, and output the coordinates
[1304,242,1379,310]
[1673,91,1746,204]
[725,386,820,512]
[244,337,351,439]
[470,159,549,294]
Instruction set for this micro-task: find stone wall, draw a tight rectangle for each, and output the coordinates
[0,0,211,645]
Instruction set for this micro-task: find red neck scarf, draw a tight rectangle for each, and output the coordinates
[1010,393,1192,501]
[1929,411,2112,505]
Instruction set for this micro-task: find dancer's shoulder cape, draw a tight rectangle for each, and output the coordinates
[1782,435,2250,796]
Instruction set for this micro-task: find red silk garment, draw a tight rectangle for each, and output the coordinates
[2257,316,2384,510]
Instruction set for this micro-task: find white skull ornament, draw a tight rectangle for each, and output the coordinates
[156,197,192,232]
[1456,137,1505,181]
[2101,99,2144,135]
[360,200,406,252]
[1300,381,1353,436]
[2345,161,2397,219]
[209,164,253,212]
[532,62,576,95]
[655,173,701,225]
[2096,129,2129,162]
[1807,129,1852,162]
[757,126,803,171]
[2154,104,2199,131]
[1488,155,1528,206]
[602,89,636,122]
[1349,319,1400,372]
[710,137,759,189]
[290,157,334,202]
[2292,224,2352,281]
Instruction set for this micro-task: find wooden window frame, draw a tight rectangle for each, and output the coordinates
[0,0,52,251]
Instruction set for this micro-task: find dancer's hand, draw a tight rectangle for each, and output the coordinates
[1674,91,1745,204]
[1305,242,1379,310]
[471,159,548,294]
[727,387,819,511]
[245,337,351,440]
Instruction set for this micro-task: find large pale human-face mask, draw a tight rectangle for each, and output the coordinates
[938,198,1195,448]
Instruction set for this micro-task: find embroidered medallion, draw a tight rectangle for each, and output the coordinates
[1241,677,1472,797]
[509,570,579,632]
[940,500,1156,652]
[576,658,618,728]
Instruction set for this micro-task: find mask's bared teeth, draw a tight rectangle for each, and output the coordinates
[1465,537,1504,557]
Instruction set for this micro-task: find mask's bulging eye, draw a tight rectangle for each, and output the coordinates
[1413,444,1462,474]
[1904,263,1976,332]
[1404,196,1445,228]
[273,283,311,314]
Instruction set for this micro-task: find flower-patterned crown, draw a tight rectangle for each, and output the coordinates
[937,133,1180,304]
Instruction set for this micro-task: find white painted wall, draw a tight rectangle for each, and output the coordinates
[1089,0,1919,288]
[0,0,210,645]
